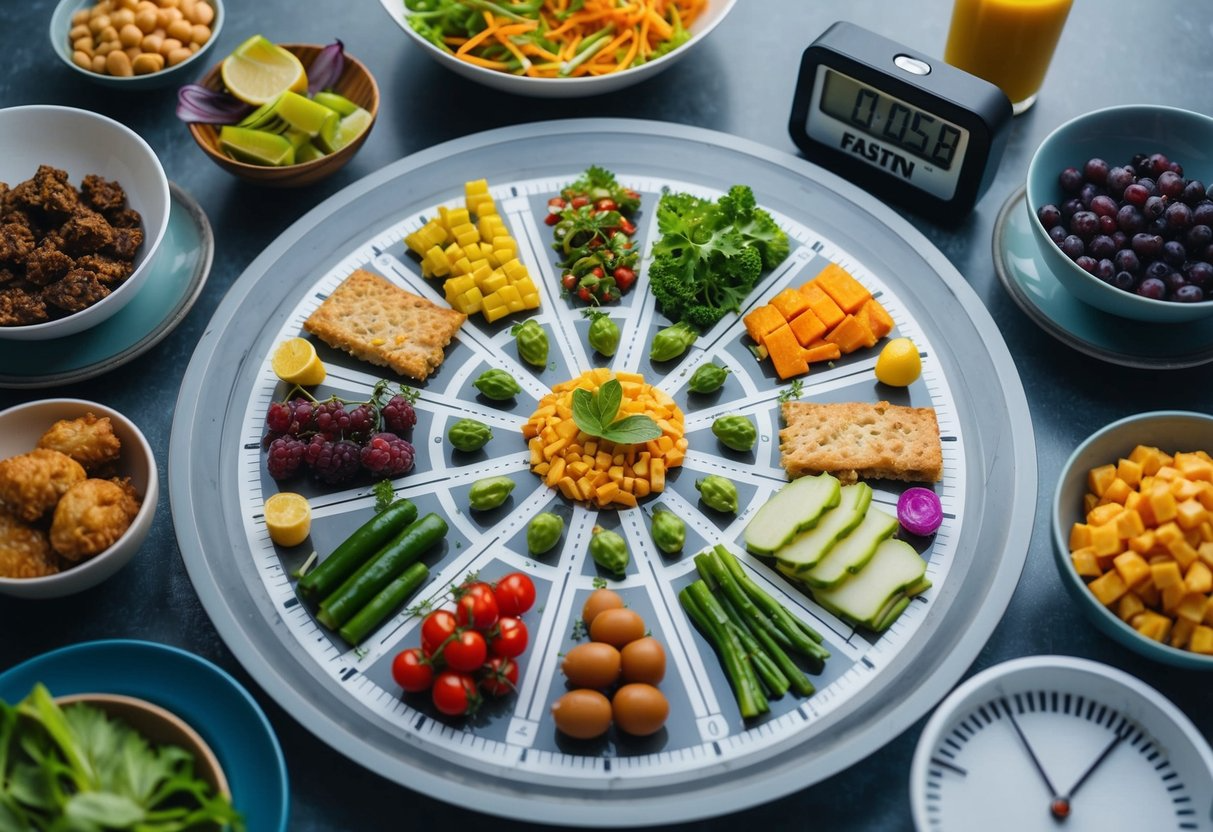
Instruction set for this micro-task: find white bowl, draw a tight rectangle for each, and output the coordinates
[0,398,158,599]
[380,0,737,98]
[0,106,170,340]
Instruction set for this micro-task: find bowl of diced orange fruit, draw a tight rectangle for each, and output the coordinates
[1053,410,1213,669]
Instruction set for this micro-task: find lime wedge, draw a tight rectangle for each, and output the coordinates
[221,35,308,106]
[315,107,373,154]
[219,126,296,166]
[312,91,359,116]
[295,141,326,163]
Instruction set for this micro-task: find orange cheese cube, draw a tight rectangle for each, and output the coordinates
[1071,547,1102,578]
[769,288,811,321]
[1113,551,1151,587]
[1116,592,1145,622]
[811,263,872,313]
[1151,560,1184,589]
[764,324,809,379]
[743,305,786,345]
[857,298,895,340]
[799,283,846,329]
[1088,464,1117,497]
[1116,457,1143,488]
[788,308,827,347]
[1087,570,1128,606]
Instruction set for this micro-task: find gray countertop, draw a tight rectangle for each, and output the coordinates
[2,1,1212,829]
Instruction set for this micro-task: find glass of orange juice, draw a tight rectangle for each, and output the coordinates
[944,0,1074,115]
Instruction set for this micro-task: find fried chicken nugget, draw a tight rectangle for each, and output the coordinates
[50,477,141,562]
[0,448,86,523]
[0,507,58,579]
[37,412,122,471]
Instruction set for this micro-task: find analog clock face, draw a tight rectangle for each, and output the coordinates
[911,657,1213,832]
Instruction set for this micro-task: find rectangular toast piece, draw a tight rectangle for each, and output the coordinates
[304,269,466,381]
[780,401,943,484]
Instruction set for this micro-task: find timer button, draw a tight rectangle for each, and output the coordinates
[894,55,931,76]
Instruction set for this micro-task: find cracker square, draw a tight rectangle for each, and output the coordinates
[779,401,943,484]
[304,269,466,381]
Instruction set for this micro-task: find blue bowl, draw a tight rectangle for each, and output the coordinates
[50,0,224,91]
[1026,105,1213,323]
[1052,410,1213,670]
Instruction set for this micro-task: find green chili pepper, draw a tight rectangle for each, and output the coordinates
[511,319,549,368]
[697,475,739,514]
[584,309,620,357]
[688,362,730,393]
[650,321,697,362]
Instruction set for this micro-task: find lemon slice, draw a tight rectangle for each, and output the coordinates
[220,35,308,106]
[264,492,312,547]
[874,337,922,387]
[272,337,326,386]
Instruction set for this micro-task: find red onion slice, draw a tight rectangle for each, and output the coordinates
[307,40,346,95]
[897,487,943,536]
[176,84,253,124]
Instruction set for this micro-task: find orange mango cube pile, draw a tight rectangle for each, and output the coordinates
[1069,444,1213,654]
[404,179,540,322]
[742,263,894,379]
[522,369,687,508]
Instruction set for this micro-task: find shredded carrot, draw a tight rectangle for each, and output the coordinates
[416,0,708,78]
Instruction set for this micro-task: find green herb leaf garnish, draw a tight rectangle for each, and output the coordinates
[570,379,662,444]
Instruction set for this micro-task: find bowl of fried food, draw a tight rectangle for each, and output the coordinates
[0,105,171,340]
[0,398,157,599]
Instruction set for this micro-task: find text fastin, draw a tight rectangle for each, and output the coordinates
[839,132,915,179]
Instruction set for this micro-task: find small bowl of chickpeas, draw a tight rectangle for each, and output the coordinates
[50,0,223,90]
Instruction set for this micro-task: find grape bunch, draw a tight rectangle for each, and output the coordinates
[1037,152,1213,304]
[263,381,418,485]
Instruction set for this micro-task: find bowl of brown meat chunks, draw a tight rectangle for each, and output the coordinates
[0,105,170,340]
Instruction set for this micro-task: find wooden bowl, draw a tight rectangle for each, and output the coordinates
[188,43,378,187]
[55,693,231,801]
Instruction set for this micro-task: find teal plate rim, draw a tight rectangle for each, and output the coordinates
[992,186,1213,370]
[0,638,289,831]
[0,181,213,388]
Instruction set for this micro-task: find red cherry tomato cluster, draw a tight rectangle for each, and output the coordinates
[391,571,536,716]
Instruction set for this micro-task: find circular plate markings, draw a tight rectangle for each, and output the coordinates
[170,119,1036,826]
[992,187,1213,370]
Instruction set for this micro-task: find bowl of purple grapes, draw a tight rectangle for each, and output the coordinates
[1026,105,1213,323]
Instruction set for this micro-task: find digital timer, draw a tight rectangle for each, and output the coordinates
[789,22,1012,222]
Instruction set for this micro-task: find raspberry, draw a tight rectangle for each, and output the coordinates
[347,404,376,438]
[302,434,328,467]
[314,400,351,437]
[266,435,306,480]
[360,432,415,477]
[381,394,417,434]
[310,438,362,485]
[265,401,292,433]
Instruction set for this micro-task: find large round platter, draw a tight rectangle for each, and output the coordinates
[170,119,1035,825]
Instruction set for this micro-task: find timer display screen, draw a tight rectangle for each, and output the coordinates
[819,69,964,171]
[804,65,973,201]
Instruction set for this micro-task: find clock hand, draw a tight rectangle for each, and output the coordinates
[999,697,1061,799]
[1062,726,1128,803]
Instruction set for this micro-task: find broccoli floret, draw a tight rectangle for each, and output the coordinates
[719,185,789,269]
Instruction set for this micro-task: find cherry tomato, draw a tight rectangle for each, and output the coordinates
[570,195,590,208]
[544,212,561,226]
[561,272,578,290]
[455,582,499,630]
[421,610,458,657]
[444,629,488,672]
[547,196,566,208]
[594,197,618,212]
[480,656,518,697]
[493,572,536,616]
[431,670,479,716]
[490,616,529,658]
[590,266,605,278]
[391,647,433,693]
[618,217,637,235]
[577,286,594,303]
[613,266,636,293]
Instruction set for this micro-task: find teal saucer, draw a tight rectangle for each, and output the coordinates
[993,186,1213,369]
[0,182,213,388]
